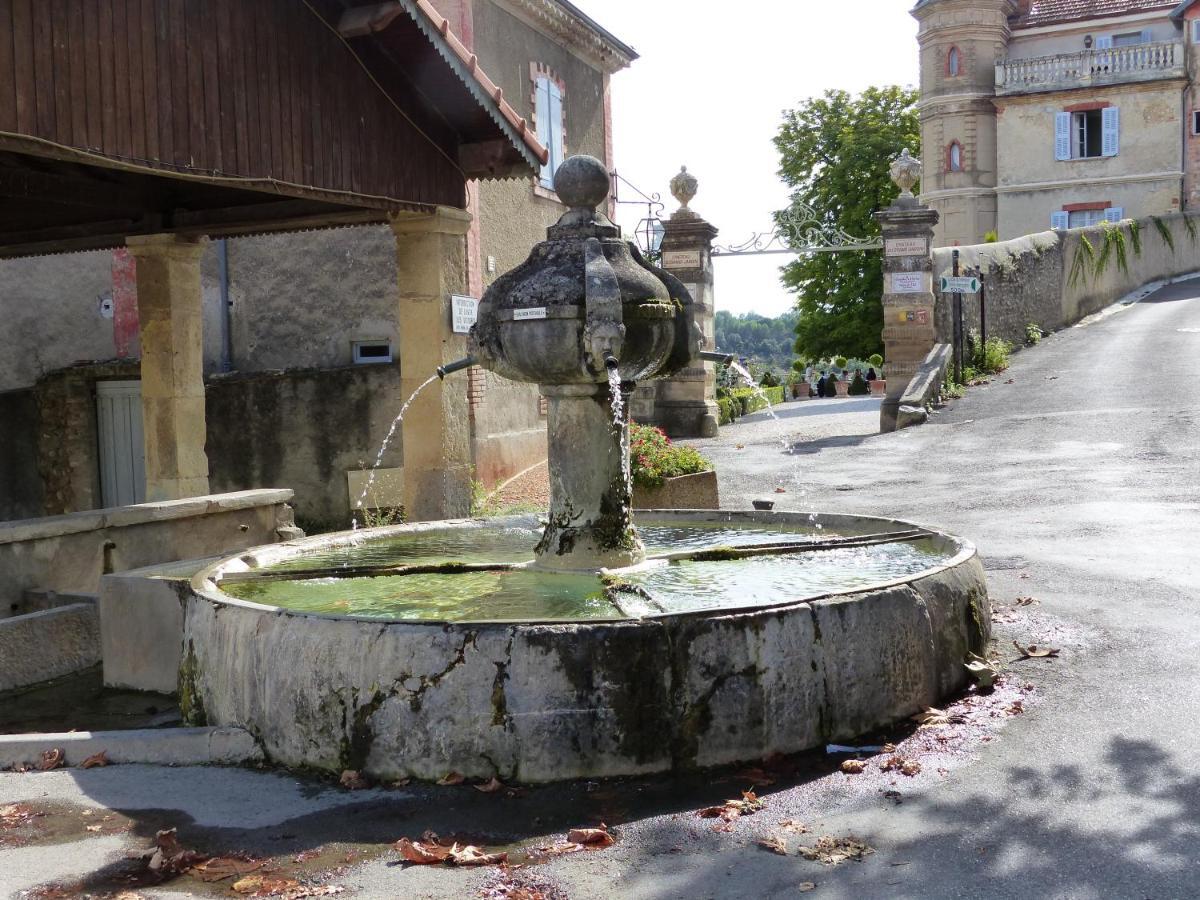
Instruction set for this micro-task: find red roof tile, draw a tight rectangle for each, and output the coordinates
[1013,0,1176,28]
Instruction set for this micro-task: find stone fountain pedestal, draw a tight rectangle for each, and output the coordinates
[535,382,644,570]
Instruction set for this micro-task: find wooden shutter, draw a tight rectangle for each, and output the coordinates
[1104,207,1124,222]
[1102,107,1120,157]
[1051,211,1070,230]
[535,77,553,187]
[1055,112,1072,161]
[548,81,564,177]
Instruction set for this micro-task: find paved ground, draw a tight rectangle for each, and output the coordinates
[3,282,1200,899]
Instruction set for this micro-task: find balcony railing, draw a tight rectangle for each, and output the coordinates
[995,41,1185,95]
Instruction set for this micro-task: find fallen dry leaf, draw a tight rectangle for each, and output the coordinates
[697,790,765,824]
[448,844,508,866]
[189,856,266,883]
[437,771,466,786]
[880,756,922,777]
[474,776,505,793]
[778,819,810,833]
[840,760,866,774]
[758,834,788,855]
[37,749,65,771]
[798,835,874,866]
[395,836,452,865]
[85,824,103,833]
[391,777,412,788]
[232,874,300,895]
[338,770,369,791]
[799,883,817,892]
[774,487,786,494]
[912,707,952,727]
[567,824,614,848]
[128,828,209,876]
[1013,640,1059,659]
[1014,596,1039,607]
[80,751,109,769]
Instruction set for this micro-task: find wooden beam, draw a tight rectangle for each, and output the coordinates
[338,2,405,38]
[459,139,529,179]
[0,163,159,212]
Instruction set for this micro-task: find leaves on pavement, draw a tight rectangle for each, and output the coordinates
[80,751,110,769]
[37,748,65,771]
[757,834,789,855]
[840,759,866,774]
[566,823,614,848]
[697,790,766,826]
[1013,640,1059,659]
[338,770,369,790]
[880,756,922,777]
[394,831,507,867]
[797,835,875,865]
[436,771,466,786]
[189,856,266,883]
[474,776,505,793]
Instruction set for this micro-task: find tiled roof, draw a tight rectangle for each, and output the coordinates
[1013,0,1176,28]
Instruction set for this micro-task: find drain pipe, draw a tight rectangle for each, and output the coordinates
[217,238,232,372]
[437,356,476,379]
[699,350,736,366]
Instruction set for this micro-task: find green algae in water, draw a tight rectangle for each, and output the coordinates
[222,525,952,623]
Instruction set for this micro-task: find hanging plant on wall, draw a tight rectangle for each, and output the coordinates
[1068,222,1144,289]
[1068,233,1096,290]
[1184,214,1197,245]
[1151,216,1175,255]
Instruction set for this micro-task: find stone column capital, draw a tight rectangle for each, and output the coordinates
[126,233,208,260]
[388,205,473,237]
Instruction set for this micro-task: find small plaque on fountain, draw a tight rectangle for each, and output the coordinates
[513,306,548,320]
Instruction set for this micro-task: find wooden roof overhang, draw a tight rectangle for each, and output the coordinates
[0,0,548,259]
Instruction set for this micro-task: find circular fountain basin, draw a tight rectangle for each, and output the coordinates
[185,511,989,783]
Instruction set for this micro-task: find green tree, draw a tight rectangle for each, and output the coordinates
[774,86,920,361]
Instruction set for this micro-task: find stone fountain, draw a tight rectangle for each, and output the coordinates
[180,155,991,783]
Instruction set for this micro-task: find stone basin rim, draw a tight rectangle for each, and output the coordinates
[191,510,978,628]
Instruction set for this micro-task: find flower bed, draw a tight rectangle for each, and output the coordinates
[630,424,713,489]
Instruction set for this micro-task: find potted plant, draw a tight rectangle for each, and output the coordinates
[629,424,719,509]
[789,360,810,400]
[868,353,886,395]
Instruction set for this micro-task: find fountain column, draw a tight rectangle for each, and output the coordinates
[535,382,644,571]
[389,207,474,521]
[126,234,210,501]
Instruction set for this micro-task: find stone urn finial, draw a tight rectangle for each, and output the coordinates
[670,166,698,212]
[890,149,922,203]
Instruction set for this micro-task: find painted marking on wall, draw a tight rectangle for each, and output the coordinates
[111,249,139,358]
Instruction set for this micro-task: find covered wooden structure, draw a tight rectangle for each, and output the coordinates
[0,0,546,511]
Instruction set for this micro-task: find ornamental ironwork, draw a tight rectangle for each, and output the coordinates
[710,201,883,257]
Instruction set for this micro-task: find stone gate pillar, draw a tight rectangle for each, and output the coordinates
[632,167,719,438]
[389,207,473,522]
[126,234,210,502]
[874,150,939,433]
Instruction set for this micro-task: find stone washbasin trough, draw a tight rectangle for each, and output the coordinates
[174,155,989,783]
[186,510,987,782]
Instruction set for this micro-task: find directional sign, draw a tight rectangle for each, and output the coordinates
[940,276,980,294]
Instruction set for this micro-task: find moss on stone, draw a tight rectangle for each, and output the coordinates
[178,640,207,727]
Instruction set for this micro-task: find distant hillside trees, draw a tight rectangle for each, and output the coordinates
[714,310,798,373]
[774,85,920,361]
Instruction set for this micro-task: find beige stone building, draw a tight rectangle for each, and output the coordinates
[0,0,635,530]
[914,0,1200,245]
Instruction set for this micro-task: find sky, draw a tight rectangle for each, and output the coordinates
[572,0,920,318]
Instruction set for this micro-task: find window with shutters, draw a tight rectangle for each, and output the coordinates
[1112,30,1150,47]
[946,46,961,77]
[1193,19,1200,43]
[1056,107,1118,160]
[531,65,566,193]
[1068,209,1106,228]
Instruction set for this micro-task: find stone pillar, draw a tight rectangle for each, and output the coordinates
[874,151,940,433]
[640,167,720,438]
[126,235,210,501]
[389,207,473,522]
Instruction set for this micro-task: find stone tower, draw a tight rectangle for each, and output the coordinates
[912,0,1016,247]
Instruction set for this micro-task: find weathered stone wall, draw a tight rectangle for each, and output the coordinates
[0,390,42,521]
[933,211,1200,346]
[205,365,405,531]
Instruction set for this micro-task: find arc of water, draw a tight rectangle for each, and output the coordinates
[351,373,439,530]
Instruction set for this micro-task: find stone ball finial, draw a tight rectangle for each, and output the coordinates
[889,148,922,200]
[553,155,611,210]
[670,166,698,210]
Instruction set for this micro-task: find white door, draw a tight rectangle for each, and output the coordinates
[96,380,146,508]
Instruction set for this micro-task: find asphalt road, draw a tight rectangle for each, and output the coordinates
[2,282,1198,899]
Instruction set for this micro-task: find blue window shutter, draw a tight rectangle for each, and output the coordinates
[1051,211,1070,230]
[535,77,553,187]
[1055,112,1072,161]
[548,81,564,179]
[1104,206,1124,222]
[1140,29,1152,44]
[1096,35,1113,49]
[1102,106,1120,157]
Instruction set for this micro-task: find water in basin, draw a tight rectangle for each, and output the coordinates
[221,520,953,623]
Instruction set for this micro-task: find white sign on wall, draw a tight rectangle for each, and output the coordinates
[451,295,478,333]
[885,237,928,257]
[889,272,927,294]
[513,307,548,320]
[663,249,701,269]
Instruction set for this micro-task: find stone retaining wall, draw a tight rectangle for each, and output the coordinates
[933,211,1200,346]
